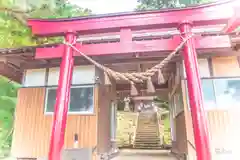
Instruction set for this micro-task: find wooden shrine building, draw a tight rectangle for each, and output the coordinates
[0,0,240,159]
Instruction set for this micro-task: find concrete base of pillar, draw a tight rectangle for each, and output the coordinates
[111,139,118,150]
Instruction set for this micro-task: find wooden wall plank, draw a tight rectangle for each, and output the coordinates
[212,56,240,77]
[11,87,98,158]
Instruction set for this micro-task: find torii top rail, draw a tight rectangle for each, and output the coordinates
[28,0,239,36]
[27,1,240,160]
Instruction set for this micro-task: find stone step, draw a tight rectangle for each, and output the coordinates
[134,141,160,144]
[134,143,161,146]
[136,130,159,134]
[138,121,156,124]
[137,123,157,125]
[137,125,157,127]
[135,134,159,136]
[134,142,161,145]
[134,140,160,143]
[138,119,156,121]
[138,120,155,122]
[135,135,159,138]
[136,132,158,134]
[135,135,160,138]
[134,138,160,141]
[137,126,158,129]
[134,144,161,147]
[138,122,157,124]
[136,130,158,132]
[137,126,157,128]
[135,134,158,136]
[136,134,158,136]
[135,136,160,138]
[136,131,158,134]
[133,146,162,149]
[138,117,156,119]
[135,136,159,138]
[135,136,159,139]
[135,137,159,139]
[136,130,158,133]
[136,128,158,131]
[136,129,158,131]
[133,112,161,150]
[134,142,160,145]
[139,115,155,117]
[133,144,162,148]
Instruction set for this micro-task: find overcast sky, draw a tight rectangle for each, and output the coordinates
[70,0,139,14]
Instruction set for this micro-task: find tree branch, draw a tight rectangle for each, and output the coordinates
[8,12,28,26]
[0,7,29,26]
[0,7,28,14]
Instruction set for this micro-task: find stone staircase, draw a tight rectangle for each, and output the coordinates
[133,112,162,149]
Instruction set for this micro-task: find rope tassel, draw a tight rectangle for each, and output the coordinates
[147,77,155,93]
[158,70,165,84]
[130,82,139,96]
[104,72,111,85]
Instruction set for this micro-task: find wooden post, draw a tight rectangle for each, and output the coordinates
[179,22,211,160]
[48,32,76,160]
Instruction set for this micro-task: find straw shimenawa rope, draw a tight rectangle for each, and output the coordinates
[63,34,193,85]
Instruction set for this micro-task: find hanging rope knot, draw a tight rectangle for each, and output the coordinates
[63,40,76,47]
[62,34,194,94]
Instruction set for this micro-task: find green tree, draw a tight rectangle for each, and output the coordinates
[0,76,20,157]
[136,0,214,11]
[0,0,92,48]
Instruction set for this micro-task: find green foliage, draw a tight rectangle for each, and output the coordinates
[153,97,169,110]
[136,0,215,11]
[0,76,20,157]
[0,0,92,48]
[0,0,34,48]
[30,2,92,19]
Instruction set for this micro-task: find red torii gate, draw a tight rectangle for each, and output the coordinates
[27,0,240,160]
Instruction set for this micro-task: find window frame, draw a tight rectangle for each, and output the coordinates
[44,84,95,115]
[213,77,240,109]
[184,77,240,110]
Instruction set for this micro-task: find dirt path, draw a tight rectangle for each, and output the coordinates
[112,149,177,160]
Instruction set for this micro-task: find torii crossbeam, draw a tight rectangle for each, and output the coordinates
[27,0,240,160]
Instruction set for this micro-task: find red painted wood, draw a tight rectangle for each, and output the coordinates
[223,5,240,33]
[224,18,240,33]
[179,23,211,160]
[35,35,231,59]
[48,33,76,160]
[28,0,235,36]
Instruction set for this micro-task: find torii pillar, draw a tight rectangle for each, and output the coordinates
[48,32,76,160]
[179,22,211,160]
